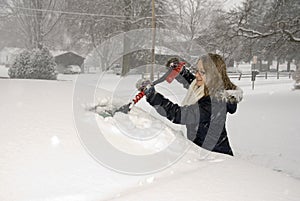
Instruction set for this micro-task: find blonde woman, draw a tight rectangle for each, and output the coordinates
[137,53,243,156]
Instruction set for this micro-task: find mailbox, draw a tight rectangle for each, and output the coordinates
[251,71,259,81]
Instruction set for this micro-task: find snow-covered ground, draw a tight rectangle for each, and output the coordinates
[0,69,300,201]
[229,78,300,178]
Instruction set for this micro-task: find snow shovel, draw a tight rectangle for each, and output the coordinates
[92,62,186,117]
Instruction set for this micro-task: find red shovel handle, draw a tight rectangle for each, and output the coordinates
[133,91,145,104]
[166,62,186,83]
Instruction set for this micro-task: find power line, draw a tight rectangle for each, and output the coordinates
[0,4,127,18]
[0,4,174,19]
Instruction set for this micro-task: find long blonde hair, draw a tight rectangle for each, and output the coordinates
[199,53,237,97]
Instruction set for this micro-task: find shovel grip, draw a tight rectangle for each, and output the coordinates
[133,91,145,104]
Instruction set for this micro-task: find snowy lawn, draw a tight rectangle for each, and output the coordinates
[0,73,300,201]
[229,78,300,178]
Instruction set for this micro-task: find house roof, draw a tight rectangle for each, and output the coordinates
[50,50,68,57]
[53,51,85,59]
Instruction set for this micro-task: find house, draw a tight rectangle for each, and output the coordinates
[53,51,85,73]
[0,47,24,66]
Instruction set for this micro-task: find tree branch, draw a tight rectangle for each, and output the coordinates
[237,27,278,38]
[282,29,300,42]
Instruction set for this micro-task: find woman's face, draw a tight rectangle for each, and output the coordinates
[195,60,206,87]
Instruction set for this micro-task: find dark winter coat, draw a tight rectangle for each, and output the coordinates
[146,71,239,156]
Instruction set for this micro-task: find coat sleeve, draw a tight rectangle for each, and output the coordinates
[226,102,237,114]
[146,92,200,125]
[175,69,195,89]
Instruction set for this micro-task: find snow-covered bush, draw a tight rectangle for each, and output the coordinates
[8,47,57,80]
[8,50,31,78]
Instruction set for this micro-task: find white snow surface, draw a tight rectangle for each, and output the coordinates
[0,71,300,201]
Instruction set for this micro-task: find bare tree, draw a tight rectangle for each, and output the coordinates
[1,0,65,49]
[168,0,223,41]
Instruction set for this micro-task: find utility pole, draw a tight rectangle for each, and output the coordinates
[151,0,156,81]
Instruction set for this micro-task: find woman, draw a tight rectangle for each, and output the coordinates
[137,53,243,156]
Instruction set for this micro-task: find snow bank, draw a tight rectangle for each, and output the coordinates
[0,75,300,201]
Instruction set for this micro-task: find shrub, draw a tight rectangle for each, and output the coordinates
[8,50,31,78]
[8,47,57,80]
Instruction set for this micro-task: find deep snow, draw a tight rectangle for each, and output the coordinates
[0,70,300,201]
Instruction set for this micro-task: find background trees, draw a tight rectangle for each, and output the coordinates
[229,0,300,69]
[0,0,299,72]
[0,0,65,49]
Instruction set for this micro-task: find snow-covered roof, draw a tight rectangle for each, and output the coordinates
[50,50,85,58]
[50,50,69,57]
[0,47,24,55]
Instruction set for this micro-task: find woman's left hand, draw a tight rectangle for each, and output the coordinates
[135,79,155,97]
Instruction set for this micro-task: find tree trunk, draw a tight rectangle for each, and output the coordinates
[296,59,300,70]
[32,0,43,49]
[227,58,234,67]
[258,58,262,72]
[267,59,272,71]
[276,59,280,72]
[287,61,291,72]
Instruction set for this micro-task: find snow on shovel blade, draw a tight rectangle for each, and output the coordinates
[87,104,115,118]
[88,102,131,118]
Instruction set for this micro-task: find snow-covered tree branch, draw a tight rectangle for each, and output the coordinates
[232,0,300,43]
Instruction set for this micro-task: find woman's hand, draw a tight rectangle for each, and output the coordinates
[135,79,155,97]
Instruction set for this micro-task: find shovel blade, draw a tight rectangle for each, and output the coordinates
[115,103,131,114]
[94,103,131,118]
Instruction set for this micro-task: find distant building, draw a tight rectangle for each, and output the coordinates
[53,51,85,73]
[0,47,24,66]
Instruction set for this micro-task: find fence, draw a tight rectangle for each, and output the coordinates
[140,71,293,82]
[228,71,293,80]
